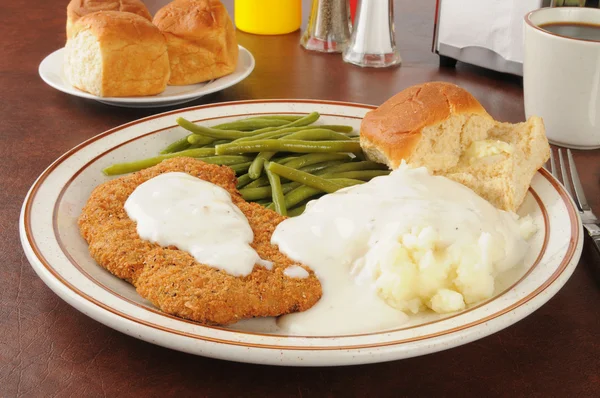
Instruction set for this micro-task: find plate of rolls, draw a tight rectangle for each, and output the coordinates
[39,0,255,108]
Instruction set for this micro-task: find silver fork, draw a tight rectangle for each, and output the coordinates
[549,148,600,256]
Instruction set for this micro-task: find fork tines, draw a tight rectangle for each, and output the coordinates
[549,148,589,213]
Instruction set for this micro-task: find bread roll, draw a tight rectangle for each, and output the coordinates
[153,0,238,85]
[66,0,152,39]
[360,82,550,211]
[64,11,170,97]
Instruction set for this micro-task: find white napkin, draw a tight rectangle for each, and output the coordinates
[438,0,543,66]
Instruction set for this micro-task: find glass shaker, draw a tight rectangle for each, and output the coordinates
[343,0,401,67]
[300,0,352,53]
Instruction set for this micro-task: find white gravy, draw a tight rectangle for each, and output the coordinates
[272,165,529,335]
[124,172,260,277]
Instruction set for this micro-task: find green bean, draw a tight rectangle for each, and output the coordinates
[235,127,338,143]
[239,186,271,201]
[251,112,320,135]
[277,111,320,128]
[232,126,279,139]
[283,178,364,208]
[247,129,347,180]
[283,186,321,209]
[249,124,352,135]
[283,129,350,141]
[244,162,378,188]
[248,152,275,179]
[213,115,306,132]
[216,140,361,155]
[236,173,253,188]
[266,162,344,193]
[327,178,366,186]
[203,139,230,148]
[281,181,303,192]
[254,199,273,206]
[187,134,216,146]
[231,112,321,139]
[320,170,390,180]
[276,155,299,164]
[315,125,354,134]
[264,162,287,216]
[244,176,269,188]
[232,123,353,144]
[199,156,253,166]
[265,178,363,211]
[102,148,216,176]
[233,127,302,143]
[287,204,307,217]
[213,118,290,131]
[231,112,320,142]
[298,160,346,174]
[160,137,191,154]
[314,161,389,175]
[230,162,253,174]
[227,115,305,124]
[254,115,305,121]
[177,117,254,140]
[275,153,352,170]
[239,181,301,201]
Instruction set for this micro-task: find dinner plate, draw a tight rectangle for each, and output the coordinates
[20,100,583,366]
[38,46,255,108]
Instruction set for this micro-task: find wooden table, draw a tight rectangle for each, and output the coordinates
[2,0,599,396]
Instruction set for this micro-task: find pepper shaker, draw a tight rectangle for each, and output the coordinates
[300,0,352,53]
[343,0,401,67]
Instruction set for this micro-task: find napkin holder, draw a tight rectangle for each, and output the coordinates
[433,0,551,76]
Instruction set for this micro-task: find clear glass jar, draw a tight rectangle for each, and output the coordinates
[342,0,401,68]
[300,0,352,53]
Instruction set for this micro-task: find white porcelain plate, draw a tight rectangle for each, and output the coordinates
[20,100,583,366]
[38,46,255,108]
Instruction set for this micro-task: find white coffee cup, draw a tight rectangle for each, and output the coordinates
[524,7,600,149]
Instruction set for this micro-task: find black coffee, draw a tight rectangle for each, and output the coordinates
[539,22,600,41]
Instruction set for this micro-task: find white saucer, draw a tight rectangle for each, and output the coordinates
[38,46,255,108]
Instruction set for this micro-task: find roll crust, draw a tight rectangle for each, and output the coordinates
[66,0,152,39]
[153,0,238,85]
[360,82,491,167]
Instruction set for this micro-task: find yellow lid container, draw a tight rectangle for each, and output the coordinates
[235,0,302,35]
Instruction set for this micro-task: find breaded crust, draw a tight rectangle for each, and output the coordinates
[78,157,322,325]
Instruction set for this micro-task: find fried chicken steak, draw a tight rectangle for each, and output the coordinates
[78,157,322,325]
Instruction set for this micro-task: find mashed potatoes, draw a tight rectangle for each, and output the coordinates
[355,219,535,314]
[273,163,536,335]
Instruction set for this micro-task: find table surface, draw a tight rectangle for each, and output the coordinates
[2,0,600,396]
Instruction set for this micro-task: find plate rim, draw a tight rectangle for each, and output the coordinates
[38,45,255,104]
[19,99,584,362]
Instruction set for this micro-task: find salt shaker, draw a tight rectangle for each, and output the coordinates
[300,0,352,53]
[343,0,401,67]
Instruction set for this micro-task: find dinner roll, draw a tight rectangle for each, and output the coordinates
[153,0,238,85]
[66,0,152,39]
[360,82,550,211]
[64,11,170,97]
